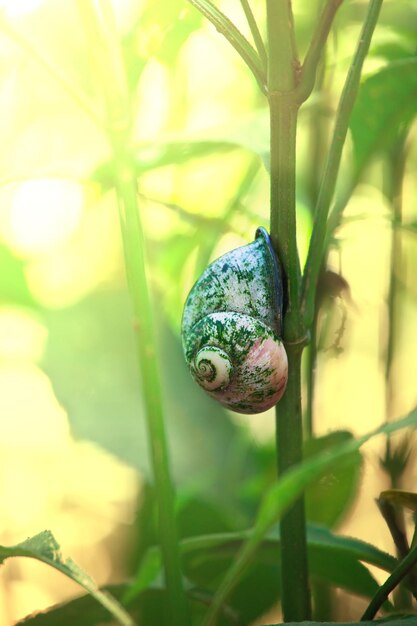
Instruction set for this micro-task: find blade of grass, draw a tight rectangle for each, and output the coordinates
[201,410,417,626]
[78,2,191,624]
[187,0,266,91]
[301,0,384,330]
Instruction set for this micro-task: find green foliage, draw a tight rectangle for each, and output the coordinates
[200,411,417,625]
[265,615,417,626]
[350,58,417,179]
[0,532,135,626]
[304,431,363,528]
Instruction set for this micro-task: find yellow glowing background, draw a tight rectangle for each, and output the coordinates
[0,0,416,624]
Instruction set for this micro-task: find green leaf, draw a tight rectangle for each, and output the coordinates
[127,524,395,620]
[17,526,397,626]
[41,289,239,486]
[15,585,160,626]
[183,527,393,619]
[186,0,266,90]
[263,620,417,626]
[0,532,135,626]
[350,58,417,177]
[204,410,417,624]
[304,431,363,528]
[237,431,363,530]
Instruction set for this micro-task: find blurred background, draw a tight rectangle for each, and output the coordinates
[0,0,416,623]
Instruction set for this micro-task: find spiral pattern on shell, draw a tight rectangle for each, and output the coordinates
[181,228,288,414]
[193,346,232,391]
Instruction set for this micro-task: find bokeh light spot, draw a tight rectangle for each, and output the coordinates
[9,178,84,255]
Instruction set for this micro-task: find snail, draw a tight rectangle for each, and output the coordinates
[181,227,288,414]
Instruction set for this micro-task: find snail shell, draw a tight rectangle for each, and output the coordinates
[181,227,288,414]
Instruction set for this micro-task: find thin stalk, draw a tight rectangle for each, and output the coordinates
[239,0,267,70]
[361,541,417,621]
[79,2,190,624]
[114,166,190,626]
[304,75,329,438]
[383,138,410,609]
[385,136,407,420]
[304,309,318,439]
[266,1,310,621]
[301,0,384,330]
[296,0,344,103]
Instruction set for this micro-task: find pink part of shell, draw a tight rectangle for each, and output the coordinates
[210,336,288,414]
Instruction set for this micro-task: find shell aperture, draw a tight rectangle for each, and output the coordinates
[181,228,288,414]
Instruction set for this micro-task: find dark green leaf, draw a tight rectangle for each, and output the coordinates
[263,620,417,626]
[17,584,238,626]
[128,524,396,619]
[0,532,135,626]
[304,431,363,527]
[16,585,162,626]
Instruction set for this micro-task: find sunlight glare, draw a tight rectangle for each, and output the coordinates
[0,0,43,17]
[10,179,84,255]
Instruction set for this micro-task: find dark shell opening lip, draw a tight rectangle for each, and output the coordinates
[255,227,284,336]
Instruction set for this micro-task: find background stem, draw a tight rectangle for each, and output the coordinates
[239,0,267,70]
[361,540,417,621]
[79,2,190,623]
[301,0,384,330]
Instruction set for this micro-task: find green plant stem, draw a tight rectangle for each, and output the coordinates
[297,0,344,103]
[301,0,384,330]
[266,0,298,93]
[79,3,190,624]
[276,345,311,620]
[385,136,407,419]
[239,0,267,70]
[114,165,190,626]
[361,541,417,621]
[266,1,310,621]
[269,93,302,338]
